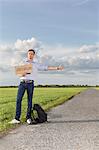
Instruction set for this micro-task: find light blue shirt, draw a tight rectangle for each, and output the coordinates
[20,59,48,81]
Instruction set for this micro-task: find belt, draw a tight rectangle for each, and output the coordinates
[20,80,34,83]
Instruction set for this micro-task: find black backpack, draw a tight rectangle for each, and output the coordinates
[32,104,47,123]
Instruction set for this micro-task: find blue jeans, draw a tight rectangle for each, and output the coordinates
[15,81,34,120]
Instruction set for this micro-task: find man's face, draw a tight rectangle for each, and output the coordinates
[27,51,35,60]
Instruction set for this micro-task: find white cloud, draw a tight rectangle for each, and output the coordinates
[74,0,92,6]
[0,38,99,85]
[79,44,99,53]
[14,37,41,52]
[0,37,41,67]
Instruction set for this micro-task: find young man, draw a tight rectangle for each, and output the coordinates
[10,49,64,124]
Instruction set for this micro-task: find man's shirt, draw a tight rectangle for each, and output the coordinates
[20,59,48,81]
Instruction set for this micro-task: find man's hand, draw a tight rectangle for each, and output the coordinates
[21,72,27,77]
[22,71,31,77]
[48,66,64,71]
[57,66,64,71]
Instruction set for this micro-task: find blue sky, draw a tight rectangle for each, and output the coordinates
[0,0,99,85]
[0,0,98,45]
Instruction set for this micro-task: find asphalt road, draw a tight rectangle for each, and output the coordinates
[0,89,99,150]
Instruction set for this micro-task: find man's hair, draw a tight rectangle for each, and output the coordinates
[28,49,35,54]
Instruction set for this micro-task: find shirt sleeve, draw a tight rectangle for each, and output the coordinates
[35,62,48,71]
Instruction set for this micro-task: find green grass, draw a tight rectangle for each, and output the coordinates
[0,87,87,133]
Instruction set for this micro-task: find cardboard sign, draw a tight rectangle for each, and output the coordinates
[15,64,32,77]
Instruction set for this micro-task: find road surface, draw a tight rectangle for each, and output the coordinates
[0,89,99,150]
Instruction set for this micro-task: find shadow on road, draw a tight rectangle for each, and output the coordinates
[48,119,99,124]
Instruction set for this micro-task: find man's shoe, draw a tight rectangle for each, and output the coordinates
[27,118,32,125]
[9,119,20,124]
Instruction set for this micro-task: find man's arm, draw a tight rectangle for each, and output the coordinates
[47,66,64,71]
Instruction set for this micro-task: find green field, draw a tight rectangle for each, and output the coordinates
[0,87,87,133]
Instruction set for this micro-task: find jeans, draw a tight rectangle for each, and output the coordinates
[15,81,34,120]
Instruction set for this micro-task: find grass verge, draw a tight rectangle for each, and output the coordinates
[0,87,87,136]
